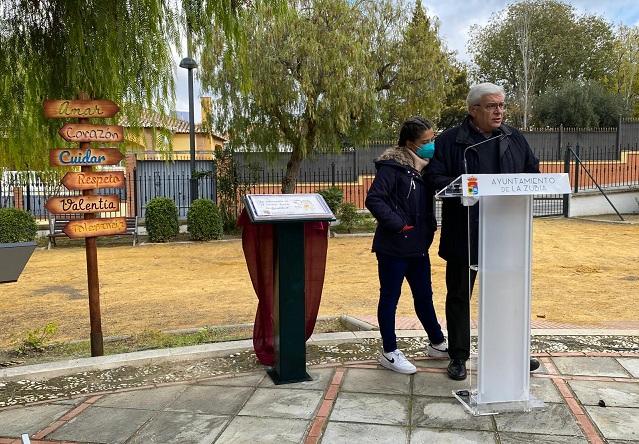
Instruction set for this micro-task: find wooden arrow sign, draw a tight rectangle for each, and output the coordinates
[58,123,124,143]
[49,148,123,167]
[63,217,127,239]
[43,99,120,119]
[61,171,125,190]
[46,195,120,214]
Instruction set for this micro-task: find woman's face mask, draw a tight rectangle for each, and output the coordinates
[415,141,435,159]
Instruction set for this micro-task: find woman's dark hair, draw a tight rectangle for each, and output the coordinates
[398,116,433,146]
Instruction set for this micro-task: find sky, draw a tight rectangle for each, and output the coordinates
[175,0,639,122]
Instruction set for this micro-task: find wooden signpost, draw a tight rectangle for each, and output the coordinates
[58,123,124,143]
[64,218,127,238]
[44,95,126,357]
[61,171,125,190]
[43,99,120,119]
[49,148,123,167]
[45,195,120,214]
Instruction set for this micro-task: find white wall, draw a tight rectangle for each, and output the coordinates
[569,187,639,217]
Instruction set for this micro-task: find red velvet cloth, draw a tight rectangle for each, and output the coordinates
[238,210,329,365]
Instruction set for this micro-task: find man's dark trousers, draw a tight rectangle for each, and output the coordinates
[445,260,477,361]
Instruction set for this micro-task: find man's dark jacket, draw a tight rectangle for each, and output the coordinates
[426,116,540,264]
[365,147,437,257]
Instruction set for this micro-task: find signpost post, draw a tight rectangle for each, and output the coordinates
[44,96,125,356]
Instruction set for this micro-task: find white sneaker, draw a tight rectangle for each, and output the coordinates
[427,339,449,358]
[379,349,417,374]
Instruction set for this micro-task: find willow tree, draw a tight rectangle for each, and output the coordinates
[201,0,454,192]
[201,0,375,193]
[0,0,281,170]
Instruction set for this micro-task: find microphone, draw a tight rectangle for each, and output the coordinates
[463,133,509,174]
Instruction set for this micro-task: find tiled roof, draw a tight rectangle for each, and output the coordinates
[119,110,226,140]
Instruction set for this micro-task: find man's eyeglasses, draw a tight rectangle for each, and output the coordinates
[473,102,506,112]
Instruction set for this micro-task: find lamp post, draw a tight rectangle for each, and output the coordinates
[179,56,198,203]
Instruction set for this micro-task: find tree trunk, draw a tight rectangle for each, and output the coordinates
[281,147,304,194]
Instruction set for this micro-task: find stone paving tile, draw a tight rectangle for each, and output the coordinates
[340,368,411,395]
[329,392,409,425]
[617,358,639,377]
[198,372,265,387]
[569,380,639,407]
[411,396,494,431]
[128,411,229,444]
[165,385,253,416]
[259,368,333,391]
[0,403,69,437]
[414,358,548,374]
[530,377,563,403]
[95,385,185,410]
[412,372,468,397]
[215,416,309,444]
[584,406,639,441]
[498,432,588,443]
[322,422,408,443]
[493,403,583,437]
[238,388,323,420]
[410,428,496,443]
[48,405,155,443]
[551,357,630,377]
[414,358,450,369]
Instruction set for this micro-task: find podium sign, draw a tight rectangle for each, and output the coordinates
[244,194,334,384]
[461,173,570,197]
[244,194,334,223]
[438,174,570,415]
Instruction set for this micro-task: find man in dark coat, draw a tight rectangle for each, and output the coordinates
[426,82,541,380]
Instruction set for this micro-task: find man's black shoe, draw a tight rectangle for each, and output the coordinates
[447,359,467,380]
[530,357,540,372]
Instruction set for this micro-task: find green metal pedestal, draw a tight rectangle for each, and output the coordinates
[267,222,312,384]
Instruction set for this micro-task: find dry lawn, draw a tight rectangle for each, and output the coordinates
[0,218,637,348]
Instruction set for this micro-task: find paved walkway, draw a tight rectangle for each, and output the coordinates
[1,333,638,443]
[353,315,639,331]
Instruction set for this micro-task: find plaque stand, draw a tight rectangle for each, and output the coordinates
[243,194,334,384]
[267,223,312,384]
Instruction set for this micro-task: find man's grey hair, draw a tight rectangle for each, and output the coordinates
[466,83,506,109]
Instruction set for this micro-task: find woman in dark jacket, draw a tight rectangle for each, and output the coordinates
[365,117,447,374]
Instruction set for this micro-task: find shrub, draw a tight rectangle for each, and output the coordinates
[0,208,37,243]
[317,186,343,215]
[187,199,223,241]
[338,202,360,233]
[145,197,179,242]
[17,322,58,354]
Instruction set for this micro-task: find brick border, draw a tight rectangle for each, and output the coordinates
[0,395,103,444]
[304,368,345,444]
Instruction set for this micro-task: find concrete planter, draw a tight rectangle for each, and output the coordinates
[0,241,37,283]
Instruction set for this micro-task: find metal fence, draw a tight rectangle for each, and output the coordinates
[2,139,638,222]
[565,143,639,193]
[134,161,217,218]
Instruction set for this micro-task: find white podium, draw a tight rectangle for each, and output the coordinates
[436,173,571,415]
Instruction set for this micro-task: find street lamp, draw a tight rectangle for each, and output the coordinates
[179,56,198,203]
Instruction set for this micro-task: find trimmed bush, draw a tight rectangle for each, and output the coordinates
[145,197,179,242]
[0,208,37,243]
[317,186,343,215]
[338,202,360,233]
[187,199,223,241]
